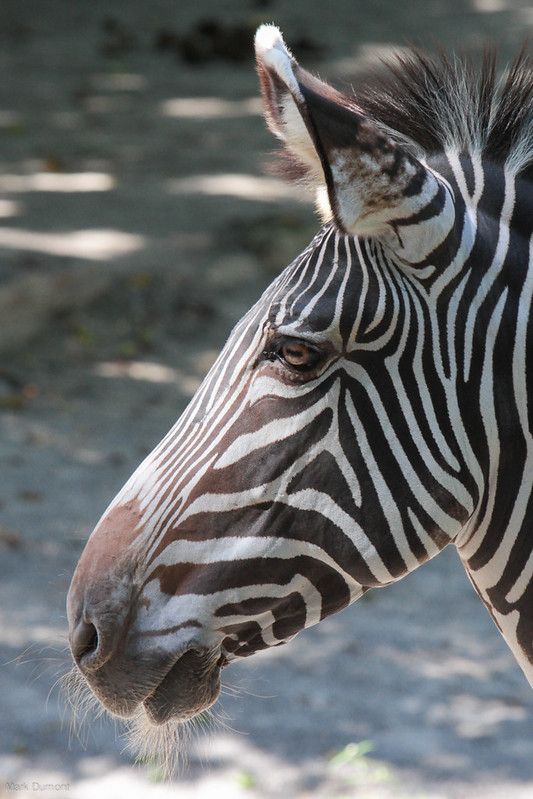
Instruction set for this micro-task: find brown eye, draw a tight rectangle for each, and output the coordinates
[281,341,312,367]
[261,336,323,373]
[274,337,322,371]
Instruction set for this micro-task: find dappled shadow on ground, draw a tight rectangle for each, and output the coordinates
[0,0,529,351]
[0,1,532,797]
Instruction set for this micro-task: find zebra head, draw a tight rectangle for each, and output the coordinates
[67,26,533,729]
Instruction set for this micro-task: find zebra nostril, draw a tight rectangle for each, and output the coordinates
[71,619,99,666]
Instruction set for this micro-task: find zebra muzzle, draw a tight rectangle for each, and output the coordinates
[143,646,222,725]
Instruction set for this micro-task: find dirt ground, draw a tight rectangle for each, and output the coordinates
[0,1,532,797]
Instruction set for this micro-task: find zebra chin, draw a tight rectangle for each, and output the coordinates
[74,643,224,726]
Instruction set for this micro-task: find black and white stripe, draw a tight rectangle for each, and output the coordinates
[70,28,533,709]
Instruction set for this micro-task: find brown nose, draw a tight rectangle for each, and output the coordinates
[67,558,134,672]
[69,612,123,671]
[67,501,143,672]
[70,617,99,666]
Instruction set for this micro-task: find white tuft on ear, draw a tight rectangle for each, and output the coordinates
[254,25,303,102]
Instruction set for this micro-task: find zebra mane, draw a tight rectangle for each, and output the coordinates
[272,44,533,181]
[358,45,533,177]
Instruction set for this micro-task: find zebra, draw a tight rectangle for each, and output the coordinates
[67,25,532,740]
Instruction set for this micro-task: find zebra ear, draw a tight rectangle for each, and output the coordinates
[255,25,454,262]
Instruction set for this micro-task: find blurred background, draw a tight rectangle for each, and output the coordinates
[0,1,532,797]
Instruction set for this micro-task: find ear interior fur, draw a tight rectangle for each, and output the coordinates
[255,25,334,221]
[255,24,408,233]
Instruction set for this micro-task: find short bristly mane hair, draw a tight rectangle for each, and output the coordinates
[273,44,533,182]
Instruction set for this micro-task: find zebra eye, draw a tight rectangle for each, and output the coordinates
[281,340,312,367]
[261,336,324,374]
[275,337,321,371]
